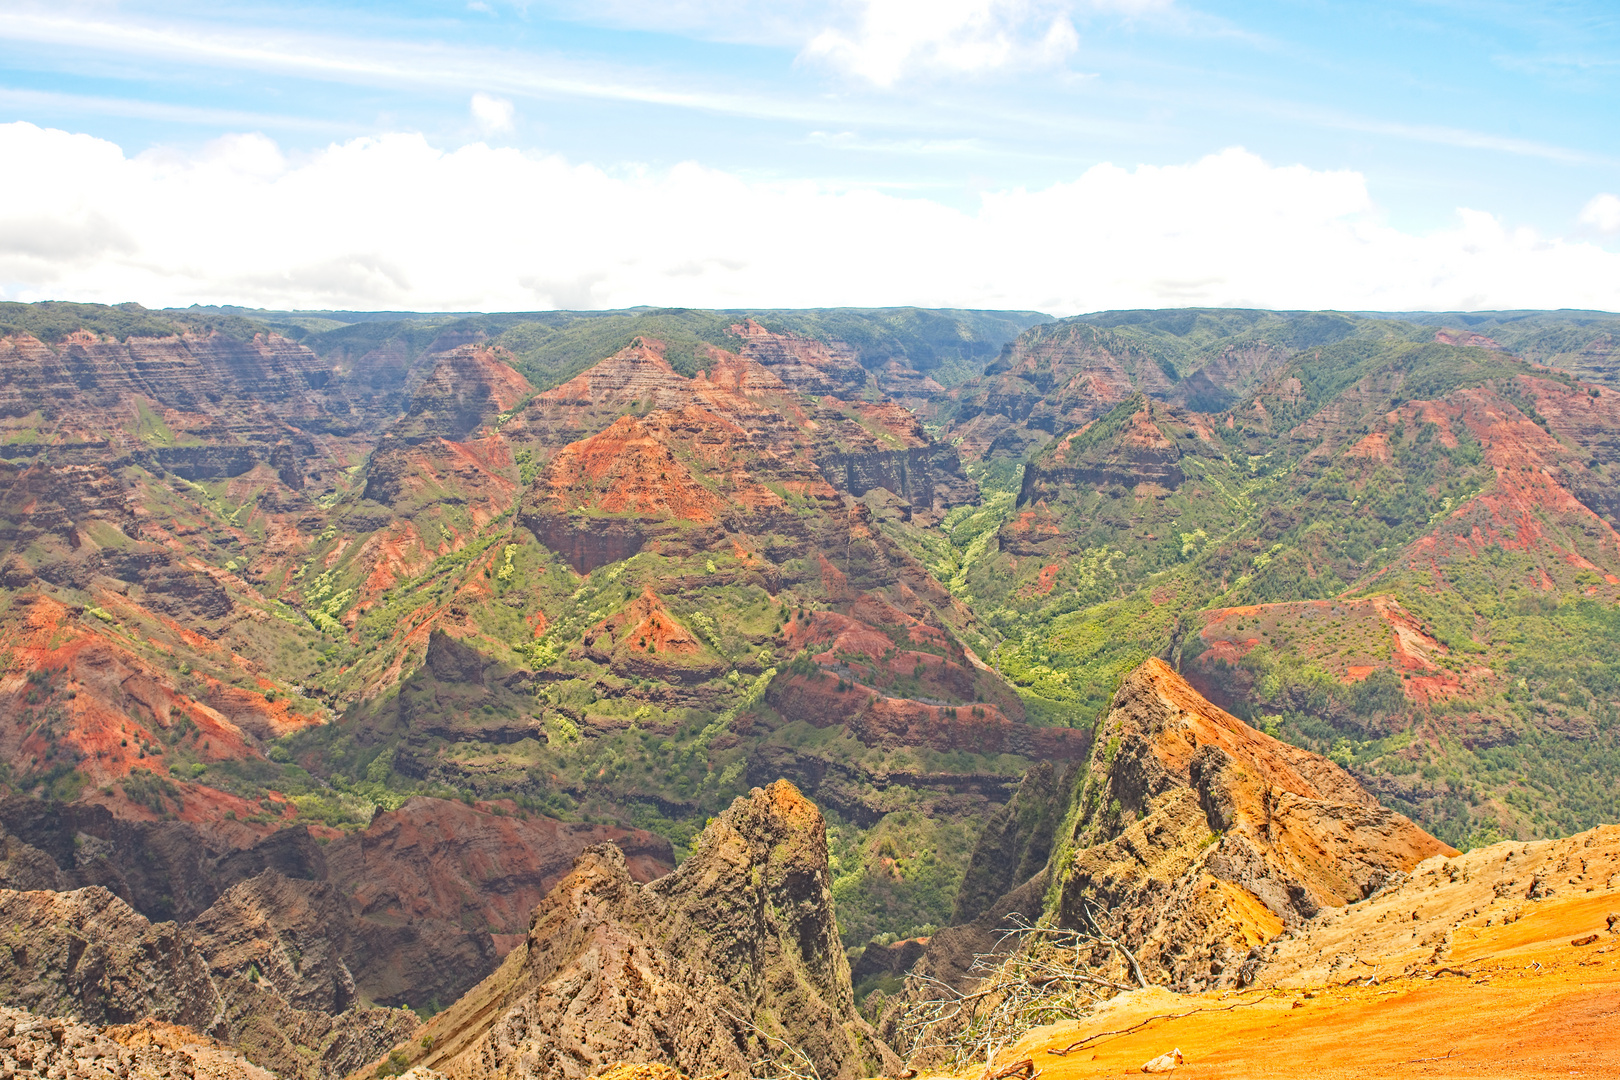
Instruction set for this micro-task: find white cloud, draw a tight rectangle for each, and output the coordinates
[470,92,516,134]
[0,122,1617,315]
[803,0,1086,86]
[1581,193,1620,236]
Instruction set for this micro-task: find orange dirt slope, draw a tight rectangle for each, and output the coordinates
[994,824,1620,1079]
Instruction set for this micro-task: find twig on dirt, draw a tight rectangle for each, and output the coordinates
[979,1057,1039,1080]
[1400,1048,1456,1065]
[1048,992,1273,1056]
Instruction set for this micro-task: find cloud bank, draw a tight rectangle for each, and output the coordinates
[0,121,1616,314]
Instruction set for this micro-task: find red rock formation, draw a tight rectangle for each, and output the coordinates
[0,593,292,793]
[731,319,869,395]
[325,799,673,984]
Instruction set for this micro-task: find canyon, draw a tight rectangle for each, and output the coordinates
[1,300,1620,1076]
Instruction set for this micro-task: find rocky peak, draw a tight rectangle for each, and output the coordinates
[380,781,897,1080]
[1052,658,1453,990]
[646,779,853,1025]
[584,587,705,658]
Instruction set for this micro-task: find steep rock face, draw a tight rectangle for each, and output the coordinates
[0,886,222,1030]
[1017,397,1184,504]
[0,880,418,1080]
[0,330,374,497]
[188,872,420,1080]
[0,797,328,923]
[380,782,897,1080]
[520,400,830,575]
[642,780,886,1078]
[389,346,533,445]
[521,337,697,452]
[948,761,1072,925]
[1050,658,1452,991]
[810,399,977,519]
[360,347,528,518]
[731,319,869,396]
[398,845,750,1080]
[1166,343,1291,412]
[189,872,361,1015]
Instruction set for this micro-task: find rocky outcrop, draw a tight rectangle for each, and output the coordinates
[0,787,674,1033]
[1048,658,1452,991]
[0,886,222,1030]
[1252,822,1620,987]
[0,1005,275,1080]
[0,879,418,1080]
[376,782,898,1080]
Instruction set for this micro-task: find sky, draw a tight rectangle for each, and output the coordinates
[0,0,1617,314]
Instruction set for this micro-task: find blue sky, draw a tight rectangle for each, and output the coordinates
[1,0,1617,312]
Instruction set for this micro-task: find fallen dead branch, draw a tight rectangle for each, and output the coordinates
[1048,991,1273,1056]
[887,914,1136,1072]
[979,1057,1039,1080]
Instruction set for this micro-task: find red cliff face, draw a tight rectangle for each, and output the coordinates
[360,347,529,519]
[1019,398,1185,504]
[0,593,325,800]
[515,334,975,572]
[326,795,673,987]
[941,323,1178,461]
[730,318,870,396]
